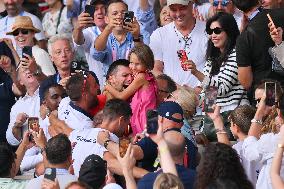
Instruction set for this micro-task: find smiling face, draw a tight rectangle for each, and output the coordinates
[129,53,146,75]
[160,6,173,26]
[50,39,73,71]
[94,4,106,28]
[18,67,39,88]
[106,2,127,32]
[14,29,35,48]
[169,3,193,29]
[209,21,227,52]
[109,65,132,91]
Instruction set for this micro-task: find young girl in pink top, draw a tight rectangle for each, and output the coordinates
[104,44,157,135]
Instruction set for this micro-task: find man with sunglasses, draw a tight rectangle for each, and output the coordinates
[232,0,284,103]
[0,0,47,50]
[150,0,207,87]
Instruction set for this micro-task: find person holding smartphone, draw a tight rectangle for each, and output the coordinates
[6,16,56,77]
[269,22,284,67]
[93,0,146,72]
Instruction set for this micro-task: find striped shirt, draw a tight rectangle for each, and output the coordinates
[202,49,248,110]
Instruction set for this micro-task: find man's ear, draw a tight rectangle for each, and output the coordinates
[105,16,110,24]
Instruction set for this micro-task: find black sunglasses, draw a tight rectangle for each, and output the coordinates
[206,27,224,35]
[12,29,30,36]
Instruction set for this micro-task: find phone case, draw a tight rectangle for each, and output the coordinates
[22,46,33,58]
[265,82,276,106]
[123,11,134,25]
[85,5,95,19]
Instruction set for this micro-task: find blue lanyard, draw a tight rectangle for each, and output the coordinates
[110,33,132,62]
[56,73,61,83]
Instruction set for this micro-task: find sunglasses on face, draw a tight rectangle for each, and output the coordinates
[12,29,30,36]
[213,0,230,7]
[206,27,224,35]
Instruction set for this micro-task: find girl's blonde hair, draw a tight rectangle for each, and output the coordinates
[153,173,184,189]
[128,44,155,70]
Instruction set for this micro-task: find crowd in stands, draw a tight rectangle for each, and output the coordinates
[1,0,284,188]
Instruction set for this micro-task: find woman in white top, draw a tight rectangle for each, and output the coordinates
[269,23,284,68]
[6,16,56,76]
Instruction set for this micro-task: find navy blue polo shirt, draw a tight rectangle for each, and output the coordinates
[0,69,16,142]
[136,129,198,171]
[137,164,196,189]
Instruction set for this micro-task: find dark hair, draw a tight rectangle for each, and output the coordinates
[156,74,177,93]
[40,81,63,104]
[0,144,16,177]
[0,41,16,66]
[66,181,91,189]
[195,143,253,189]
[229,105,256,135]
[45,134,72,164]
[102,98,132,121]
[106,59,130,80]
[205,12,239,75]
[128,44,155,70]
[106,0,128,14]
[206,178,240,189]
[232,0,259,13]
[66,73,89,101]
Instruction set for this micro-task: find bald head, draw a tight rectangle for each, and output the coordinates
[164,131,185,159]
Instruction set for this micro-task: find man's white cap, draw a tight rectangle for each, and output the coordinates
[167,0,191,6]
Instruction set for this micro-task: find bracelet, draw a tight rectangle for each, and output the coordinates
[215,128,226,133]
[216,131,227,135]
[251,118,263,125]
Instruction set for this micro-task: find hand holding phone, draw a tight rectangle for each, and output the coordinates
[123,11,134,26]
[204,86,218,113]
[265,82,276,106]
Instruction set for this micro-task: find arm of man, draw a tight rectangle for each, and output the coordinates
[73,12,93,45]
[238,66,253,91]
[49,114,73,136]
[103,151,148,179]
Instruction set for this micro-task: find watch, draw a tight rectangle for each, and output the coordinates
[251,118,263,125]
[103,139,112,149]
[133,35,143,42]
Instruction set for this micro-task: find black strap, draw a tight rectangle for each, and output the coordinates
[56,5,65,34]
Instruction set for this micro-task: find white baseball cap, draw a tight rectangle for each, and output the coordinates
[167,0,192,6]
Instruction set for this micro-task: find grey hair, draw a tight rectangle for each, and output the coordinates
[47,34,74,55]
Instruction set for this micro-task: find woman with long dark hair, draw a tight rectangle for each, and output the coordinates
[189,12,248,112]
[195,143,253,189]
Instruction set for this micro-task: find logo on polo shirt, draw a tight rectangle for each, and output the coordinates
[76,135,97,144]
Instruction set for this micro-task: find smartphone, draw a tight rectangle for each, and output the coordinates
[265,82,276,106]
[146,109,158,134]
[44,168,56,181]
[28,117,39,142]
[85,5,95,19]
[177,50,188,65]
[70,61,81,74]
[22,46,33,58]
[204,86,218,113]
[123,11,134,26]
[119,138,130,157]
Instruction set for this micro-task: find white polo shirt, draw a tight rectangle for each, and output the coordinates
[69,128,119,176]
[73,26,105,89]
[57,97,93,130]
[150,21,208,87]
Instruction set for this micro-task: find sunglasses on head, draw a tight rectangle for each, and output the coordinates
[206,27,224,35]
[213,0,230,7]
[12,29,30,36]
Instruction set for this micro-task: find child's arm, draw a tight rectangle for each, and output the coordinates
[105,73,147,100]
[207,106,230,145]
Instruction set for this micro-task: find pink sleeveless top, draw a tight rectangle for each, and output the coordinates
[130,72,157,135]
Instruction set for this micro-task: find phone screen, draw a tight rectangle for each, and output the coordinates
[265,82,276,106]
[70,61,81,74]
[123,11,134,26]
[204,86,218,113]
[28,117,39,133]
[146,110,158,134]
[85,5,95,19]
[119,138,130,157]
[44,168,56,181]
[22,46,33,58]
